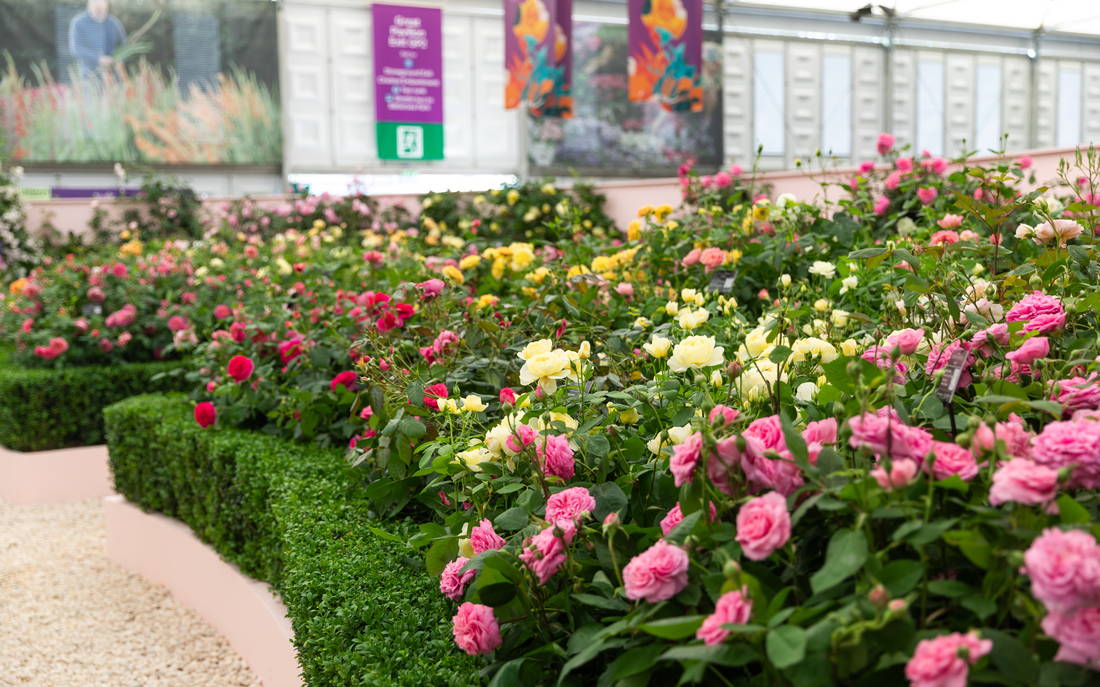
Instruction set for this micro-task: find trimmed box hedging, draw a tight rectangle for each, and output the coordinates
[0,356,187,452]
[104,394,478,687]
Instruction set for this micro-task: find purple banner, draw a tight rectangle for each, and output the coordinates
[50,187,140,199]
[372,4,443,125]
[504,0,572,118]
[628,0,703,112]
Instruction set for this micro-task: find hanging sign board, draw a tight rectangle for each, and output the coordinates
[372,4,444,160]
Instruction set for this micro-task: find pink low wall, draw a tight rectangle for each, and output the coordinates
[23,147,1078,237]
[104,495,301,687]
[0,443,113,504]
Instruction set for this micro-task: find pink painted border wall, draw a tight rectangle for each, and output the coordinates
[104,495,302,687]
[0,443,113,504]
[23,148,1077,237]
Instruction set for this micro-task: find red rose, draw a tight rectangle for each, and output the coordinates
[227,355,255,383]
[330,370,358,392]
[423,383,449,410]
[194,402,217,428]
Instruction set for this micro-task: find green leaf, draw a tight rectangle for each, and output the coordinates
[494,507,530,531]
[571,593,630,612]
[367,525,405,544]
[488,659,526,687]
[1057,494,1091,525]
[666,509,702,545]
[589,482,628,521]
[605,646,658,681]
[943,529,993,569]
[810,529,868,594]
[927,579,972,598]
[425,537,458,578]
[779,409,809,464]
[984,628,1039,686]
[659,643,757,667]
[398,417,426,438]
[766,625,807,669]
[586,434,611,458]
[848,247,889,259]
[878,559,925,597]
[769,345,793,364]
[478,581,516,607]
[639,615,706,640]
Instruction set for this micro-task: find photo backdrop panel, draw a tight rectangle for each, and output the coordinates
[0,0,281,165]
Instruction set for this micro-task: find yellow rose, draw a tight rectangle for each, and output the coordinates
[665,300,679,316]
[477,294,499,310]
[618,407,640,424]
[634,316,652,328]
[667,424,693,445]
[578,341,591,359]
[506,189,520,205]
[668,336,725,373]
[462,395,488,412]
[457,538,475,558]
[519,339,553,361]
[491,257,506,280]
[458,446,493,471]
[519,349,572,393]
[442,265,465,284]
[677,308,709,330]
[643,336,672,358]
[439,398,461,414]
[529,266,551,284]
[459,254,481,270]
[840,339,859,357]
[627,220,642,241]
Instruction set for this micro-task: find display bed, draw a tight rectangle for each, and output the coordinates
[103,394,478,687]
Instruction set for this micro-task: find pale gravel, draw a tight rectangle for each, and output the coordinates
[0,498,262,687]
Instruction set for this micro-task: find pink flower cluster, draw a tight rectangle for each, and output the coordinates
[696,587,752,645]
[622,540,689,602]
[452,602,501,655]
[1051,374,1100,413]
[439,557,476,601]
[105,304,137,328]
[1030,417,1100,488]
[1006,292,1066,334]
[905,632,991,687]
[848,407,932,465]
[33,336,69,360]
[419,329,460,366]
[1024,528,1100,668]
[735,492,791,561]
[519,520,576,584]
[544,487,595,527]
[536,435,576,480]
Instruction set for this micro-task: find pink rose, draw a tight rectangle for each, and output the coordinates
[227,355,255,383]
[848,407,933,464]
[1042,607,1100,669]
[707,434,762,496]
[167,315,190,332]
[214,304,232,319]
[896,156,913,172]
[680,248,702,267]
[937,214,963,229]
[1023,528,1100,615]
[670,432,703,487]
[519,522,575,584]
[990,459,1059,506]
[877,132,896,155]
[904,632,992,687]
[416,278,446,300]
[740,443,804,496]
[615,282,635,298]
[498,387,517,405]
[744,415,784,452]
[885,171,903,190]
[623,540,690,602]
[1031,418,1100,488]
[874,195,890,215]
[1006,292,1066,334]
[929,230,960,246]
[735,492,791,561]
[469,519,506,554]
[452,603,501,655]
[699,247,727,272]
[1006,336,1049,366]
[713,171,732,188]
[917,187,938,205]
[696,587,753,645]
[330,370,358,392]
[925,340,973,389]
[544,487,596,526]
[439,557,476,600]
[659,501,717,536]
[886,328,924,355]
[537,434,576,480]
[1051,374,1100,413]
[872,460,919,490]
[708,404,740,426]
[970,413,1033,460]
[929,441,979,481]
[970,324,1009,355]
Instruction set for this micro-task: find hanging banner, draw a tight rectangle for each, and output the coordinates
[504,0,572,118]
[372,3,444,160]
[627,0,703,112]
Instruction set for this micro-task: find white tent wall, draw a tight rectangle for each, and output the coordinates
[17,0,1100,194]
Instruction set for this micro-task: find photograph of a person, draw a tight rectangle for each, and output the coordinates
[0,0,281,165]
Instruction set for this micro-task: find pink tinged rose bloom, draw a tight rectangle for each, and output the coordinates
[416,278,446,300]
[696,588,753,645]
[709,404,740,426]
[167,315,190,332]
[214,304,232,319]
[622,540,690,603]
[519,522,574,584]
[929,441,980,481]
[1042,607,1100,669]
[1025,528,1100,616]
[1006,336,1049,366]
[917,187,938,205]
[699,247,727,272]
[895,156,913,172]
[937,214,963,229]
[885,171,904,190]
[659,502,717,536]
[887,328,924,355]
[506,424,537,453]
[451,603,502,655]
[877,132,896,155]
[744,415,785,452]
[989,459,1059,506]
[970,324,1009,355]
[713,171,732,188]
[707,434,762,496]
[872,460,919,490]
[848,407,933,464]
[1031,418,1100,489]
[1051,374,1100,413]
[925,340,973,389]
[929,230,960,246]
[439,557,476,600]
[226,355,255,383]
[874,195,890,215]
[904,632,992,687]
[330,370,358,392]
[544,487,596,526]
[538,434,576,480]
[735,492,791,561]
[615,282,635,298]
[670,432,703,486]
[469,519,507,554]
[680,248,702,267]
[1006,292,1066,334]
[1018,155,1033,169]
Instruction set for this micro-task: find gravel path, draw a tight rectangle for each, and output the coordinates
[0,498,262,687]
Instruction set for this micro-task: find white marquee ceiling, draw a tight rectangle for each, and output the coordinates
[733,1,1100,36]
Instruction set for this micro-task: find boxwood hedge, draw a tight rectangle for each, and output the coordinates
[0,355,186,451]
[103,394,478,687]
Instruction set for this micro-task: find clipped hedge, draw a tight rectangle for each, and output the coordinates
[0,356,187,451]
[104,394,477,687]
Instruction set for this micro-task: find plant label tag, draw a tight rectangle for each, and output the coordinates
[935,348,968,403]
[82,303,103,317]
[707,270,737,293]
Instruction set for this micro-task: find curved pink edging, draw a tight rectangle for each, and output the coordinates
[0,443,113,504]
[103,495,302,687]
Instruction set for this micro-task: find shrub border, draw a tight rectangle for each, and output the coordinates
[103,394,478,687]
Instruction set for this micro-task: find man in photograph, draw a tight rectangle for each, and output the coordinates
[68,0,126,78]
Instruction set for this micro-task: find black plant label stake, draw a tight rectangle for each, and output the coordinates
[935,348,968,436]
[707,270,737,294]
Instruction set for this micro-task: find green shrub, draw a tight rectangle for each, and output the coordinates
[104,394,478,686]
[0,358,187,451]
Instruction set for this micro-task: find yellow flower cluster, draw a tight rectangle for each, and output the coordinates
[482,242,536,278]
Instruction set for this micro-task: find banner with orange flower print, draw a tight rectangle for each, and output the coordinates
[504,0,573,119]
[627,0,703,112]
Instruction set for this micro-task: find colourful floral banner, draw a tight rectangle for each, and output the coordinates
[504,0,573,119]
[627,0,703,112]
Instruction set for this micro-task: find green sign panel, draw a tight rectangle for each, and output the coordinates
[375,122,444,161]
